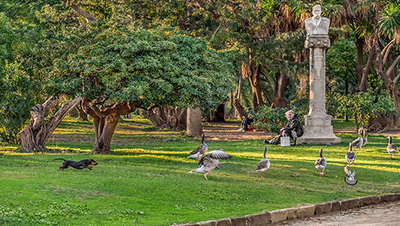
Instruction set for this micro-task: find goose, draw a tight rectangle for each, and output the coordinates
[188,148,231,180]
[187,133,208,161]
[315,148,326,176]
[387,136,397,159]
[345,143,356,165]
[255,146,271,178]
[350,128,364,151]
[344,165,358,185]
[362,129,367,147]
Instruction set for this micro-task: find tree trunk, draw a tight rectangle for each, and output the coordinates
[233,98,247,120]
[19,96,81,151]
[76,104,88,121]
[353,35,375,93]
[225,106,236,120]
[186,107,203,137]
[355,37,364,82]
[91,112,120,154]
[271,72,289,108]
[211,104,225,122]
[367,38,400,131]
[241,62,264,110]
[147,106,187,130]
[83,100,138,154]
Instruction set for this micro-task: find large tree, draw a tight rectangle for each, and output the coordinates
[34,6,236,153]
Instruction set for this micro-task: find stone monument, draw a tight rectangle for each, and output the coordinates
[296,5,341,145]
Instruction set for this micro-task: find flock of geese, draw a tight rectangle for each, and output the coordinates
[187,130,397,183]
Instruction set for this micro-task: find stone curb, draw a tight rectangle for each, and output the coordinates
[178,193,400,226]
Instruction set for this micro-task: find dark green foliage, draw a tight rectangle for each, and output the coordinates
[326,37,358,117]
[34,19,237,109]
[252,106,288,132]
[0,62,39,144]
[0,14,42,143]
[338,89,397,128]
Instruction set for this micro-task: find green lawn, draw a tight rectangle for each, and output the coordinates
[0,116,399,226]
[331,118,357,129]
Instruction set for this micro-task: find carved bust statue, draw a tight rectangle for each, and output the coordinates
[305,5,330,36]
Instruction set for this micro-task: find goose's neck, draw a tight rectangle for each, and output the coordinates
[319,149,323,158]
[389,136,392,144]
[263,148,267,159]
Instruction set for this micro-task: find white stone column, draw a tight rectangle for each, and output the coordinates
[296,35,341,145]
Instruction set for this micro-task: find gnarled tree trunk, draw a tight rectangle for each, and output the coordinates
[19,96,82,151]
[242,62,264,110]
[232,98,247,120]
[271,72,289,108]
[368,38,400,131]
[83,99,138,154]
[147,106,187,130]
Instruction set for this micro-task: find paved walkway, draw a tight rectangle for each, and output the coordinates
[281,201,400,226]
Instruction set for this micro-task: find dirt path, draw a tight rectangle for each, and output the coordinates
[202,121,399,141]
[203,121,271,141]
[279,201,400,226]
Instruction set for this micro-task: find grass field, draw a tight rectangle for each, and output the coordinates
[0,116,399,225]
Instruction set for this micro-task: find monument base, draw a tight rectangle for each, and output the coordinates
[296,127,341,145]
[296,112,341,145]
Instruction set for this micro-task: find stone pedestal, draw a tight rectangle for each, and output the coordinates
[296,35,341,145]
[186,107,203,137]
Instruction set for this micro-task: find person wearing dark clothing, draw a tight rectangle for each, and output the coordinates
[265,110,303,145]
[239,115,254,132]
[281,112,303,140]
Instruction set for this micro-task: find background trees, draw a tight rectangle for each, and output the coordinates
[2,0,400,148]
[33,6,236,153]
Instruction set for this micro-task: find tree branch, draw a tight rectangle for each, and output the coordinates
[393,71,400,85]
[386,54,400,77]
[382,39,395,65]
[60,0,98,24]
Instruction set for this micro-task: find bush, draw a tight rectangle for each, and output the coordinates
[252,106,288,133]
[338,89,396,128]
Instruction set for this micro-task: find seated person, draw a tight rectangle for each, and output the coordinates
[238,115,254,132]
[265,110,303,145]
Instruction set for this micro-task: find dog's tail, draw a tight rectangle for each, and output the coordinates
[53,158,67,161]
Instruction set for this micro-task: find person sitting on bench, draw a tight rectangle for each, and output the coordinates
[265,110,303,145]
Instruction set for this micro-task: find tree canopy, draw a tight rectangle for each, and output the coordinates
[35,22,236,110]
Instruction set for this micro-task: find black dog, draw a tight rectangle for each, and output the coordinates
[54,158,98,171]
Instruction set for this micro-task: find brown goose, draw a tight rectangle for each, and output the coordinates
[188,148,231,180]
[387,136,397,159]
[315,148,326,177]
[345,144,356,165]
[255,146,271,178]
[362,129,367,147]
[350,128,364,151]
[187,133,208,161]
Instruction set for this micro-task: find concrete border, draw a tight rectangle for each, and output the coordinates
[178,193,400,226]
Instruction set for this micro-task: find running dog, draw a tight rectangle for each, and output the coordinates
[54,158,98,171]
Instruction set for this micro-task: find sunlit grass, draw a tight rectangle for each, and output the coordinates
[331,118,356,129]
[0,117,399,225]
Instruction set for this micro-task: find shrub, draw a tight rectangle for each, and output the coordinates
[252,106,288,132]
